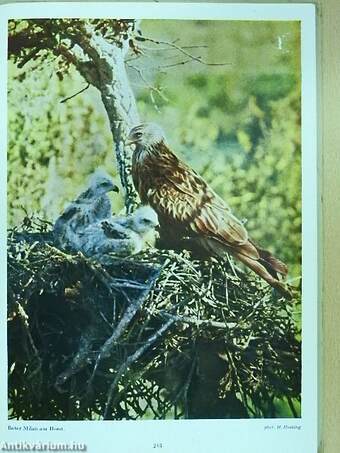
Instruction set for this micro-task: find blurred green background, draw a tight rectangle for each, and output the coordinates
[7,20,301,277]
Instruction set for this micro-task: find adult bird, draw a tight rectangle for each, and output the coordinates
[127,122,291,298]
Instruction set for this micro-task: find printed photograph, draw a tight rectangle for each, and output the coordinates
[7,18,301,420]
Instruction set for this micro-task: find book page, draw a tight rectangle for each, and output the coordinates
[1,3,318,453]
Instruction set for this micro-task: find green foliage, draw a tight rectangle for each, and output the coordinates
[8,61,123,225]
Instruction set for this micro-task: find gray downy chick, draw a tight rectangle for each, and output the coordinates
[53,170,119,250]
[81,205,159,263]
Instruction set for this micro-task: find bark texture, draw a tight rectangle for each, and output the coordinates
[59,22,140,212]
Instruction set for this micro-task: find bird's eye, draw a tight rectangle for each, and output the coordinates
[142,218,151,224]
[135,132,142,138]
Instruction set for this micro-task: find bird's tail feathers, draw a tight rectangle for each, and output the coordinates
[256,246,288,278]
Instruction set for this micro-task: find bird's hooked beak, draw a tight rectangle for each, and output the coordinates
[111,184,120,193]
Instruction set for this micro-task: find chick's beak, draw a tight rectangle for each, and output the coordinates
[110,184,119,193]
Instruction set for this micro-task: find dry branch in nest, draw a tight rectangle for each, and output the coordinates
[8,217,301,420]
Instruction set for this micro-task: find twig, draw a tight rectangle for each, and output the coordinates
[16,302,43,384]
[87,269,161,389]
[127,64,169,103]
[225,350,249,412]
[158,311,236,330]
[60,83,90,103]
[103,318,174,419]
[54,330,95,393]
[158,59,193,70]
[140,44,208,52]
[135,35,230,67]
[172,354,197,418]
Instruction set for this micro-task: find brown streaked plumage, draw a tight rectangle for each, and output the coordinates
[128,123,291,298]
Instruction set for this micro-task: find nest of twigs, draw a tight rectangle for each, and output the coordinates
[8,217,301,420]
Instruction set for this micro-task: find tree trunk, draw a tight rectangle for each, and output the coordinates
[58,22,140,212]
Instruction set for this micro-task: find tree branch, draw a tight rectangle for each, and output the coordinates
[60,83,90,103]
[87,267,161,389]
[136,35,231,67]
[158,311,237,330]
[55,23,140,212]
[128,64,169,102]
[103,318,174,419]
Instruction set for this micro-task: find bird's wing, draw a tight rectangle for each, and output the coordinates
[76,188,94,203]
[149,159,259,258]
[111,216,128,227]
[101,221,130,240]
[54,205,80,232]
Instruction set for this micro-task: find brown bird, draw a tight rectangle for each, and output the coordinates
[127,123,291,298]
